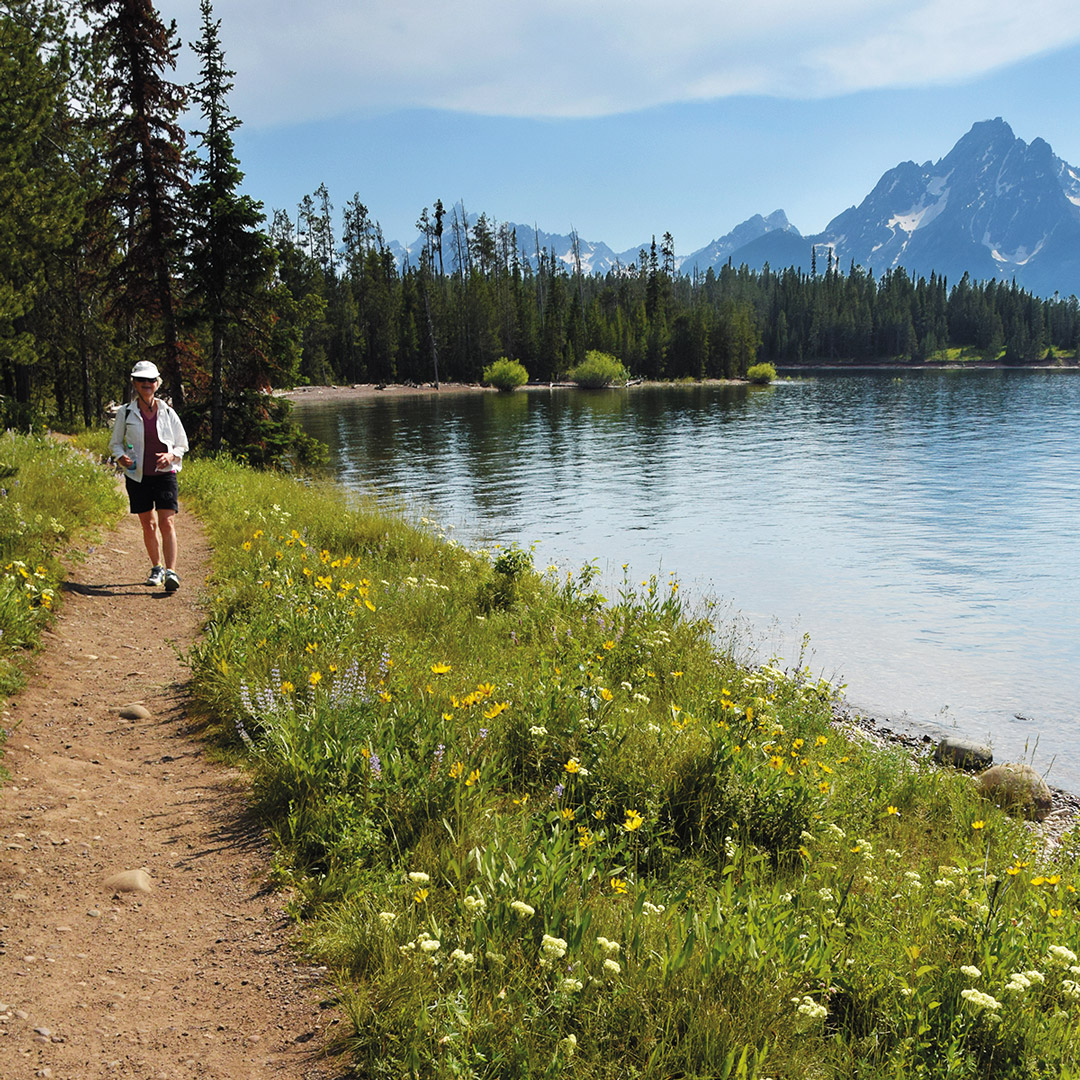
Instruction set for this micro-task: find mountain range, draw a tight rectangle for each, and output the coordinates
[393,119,1080,299]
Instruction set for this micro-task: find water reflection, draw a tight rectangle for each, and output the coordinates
[294,372,1080,789]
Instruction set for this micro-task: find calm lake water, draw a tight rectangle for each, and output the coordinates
[293,371,1080,789]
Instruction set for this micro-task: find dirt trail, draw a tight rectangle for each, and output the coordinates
[0,505,342,1079]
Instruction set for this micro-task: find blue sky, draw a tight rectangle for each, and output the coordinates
[157,0,1080,255]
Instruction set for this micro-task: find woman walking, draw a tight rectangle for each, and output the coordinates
[109,361,190,592]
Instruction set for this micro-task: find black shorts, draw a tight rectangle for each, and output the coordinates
[126,473,179,515]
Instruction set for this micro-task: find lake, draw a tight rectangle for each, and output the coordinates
[292,370,1080,790]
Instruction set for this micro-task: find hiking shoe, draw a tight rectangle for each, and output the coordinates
[146,565,165,588]
[164,569,180,593]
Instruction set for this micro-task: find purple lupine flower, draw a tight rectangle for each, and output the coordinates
[234,716,255,749]
[554,783,565,798]
[434,743,445,764]
[369,752,382,779]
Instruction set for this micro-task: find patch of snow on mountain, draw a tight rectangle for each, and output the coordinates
[888,196,947,234]
[985,230,1046,266]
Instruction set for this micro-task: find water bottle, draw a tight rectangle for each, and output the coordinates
[126,442,136,471]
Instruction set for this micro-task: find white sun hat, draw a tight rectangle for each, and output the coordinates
[130,361,161,380]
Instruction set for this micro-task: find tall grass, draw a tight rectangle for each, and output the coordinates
[0,431,124,701]
[180,456,1080,1080]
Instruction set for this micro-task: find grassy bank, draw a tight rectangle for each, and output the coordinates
[0,432,124,707]
[176,456,1080,1080]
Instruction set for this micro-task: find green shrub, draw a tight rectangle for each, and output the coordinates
[482,357,529,391]
[567,350,629,388]
[746,362,777,385]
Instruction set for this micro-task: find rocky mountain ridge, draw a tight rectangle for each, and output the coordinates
[390,120,1080,298]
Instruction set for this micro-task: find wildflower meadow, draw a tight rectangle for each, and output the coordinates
[177,455,1080,1080]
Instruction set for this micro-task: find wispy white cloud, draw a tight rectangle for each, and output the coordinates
[158,0,1080,127]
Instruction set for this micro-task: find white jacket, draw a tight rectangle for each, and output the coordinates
[109,398,189,484]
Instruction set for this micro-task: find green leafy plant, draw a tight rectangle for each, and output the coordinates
[567,350,630,388]
[482,357,529,392]
[746,362,777,385]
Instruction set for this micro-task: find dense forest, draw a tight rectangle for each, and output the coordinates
[4,1,1080,462]
[277,203,1080,388]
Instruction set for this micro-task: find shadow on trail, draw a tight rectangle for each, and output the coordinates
[62,580,163,597]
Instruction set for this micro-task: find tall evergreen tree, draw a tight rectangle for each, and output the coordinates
[89,0,189,406]
[0,2,83,418]
[186,0,274,450]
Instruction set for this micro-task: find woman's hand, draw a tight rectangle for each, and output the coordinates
[155,451,173,470]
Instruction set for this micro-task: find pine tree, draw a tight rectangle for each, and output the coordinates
[186,0,274,450]
[89,0,189,406]
[0,3,83,419]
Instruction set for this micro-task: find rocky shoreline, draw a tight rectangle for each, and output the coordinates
[833,704,1080,853]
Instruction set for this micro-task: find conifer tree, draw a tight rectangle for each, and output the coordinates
[187,0,274,450]
[89,0,189,406]
[0,2,82,419]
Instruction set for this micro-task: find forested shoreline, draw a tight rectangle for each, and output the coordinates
[4,0,1080,462]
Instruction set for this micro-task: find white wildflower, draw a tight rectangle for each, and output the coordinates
[449,948,475,966]
[596,936,620,956]
[510,900,536,918]
[1050,945,1079,966]
[603,958,621,977]
[794,995,827,1021]
[420,938,441,954]
[961,965,982,979]
[464,894,487,913]
[542,934,568,961]
[960,987,1002,1011]
[378,911,397,926]
[408,871,430,885]
[559,978,584,993]
[560,1033,578,1056]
